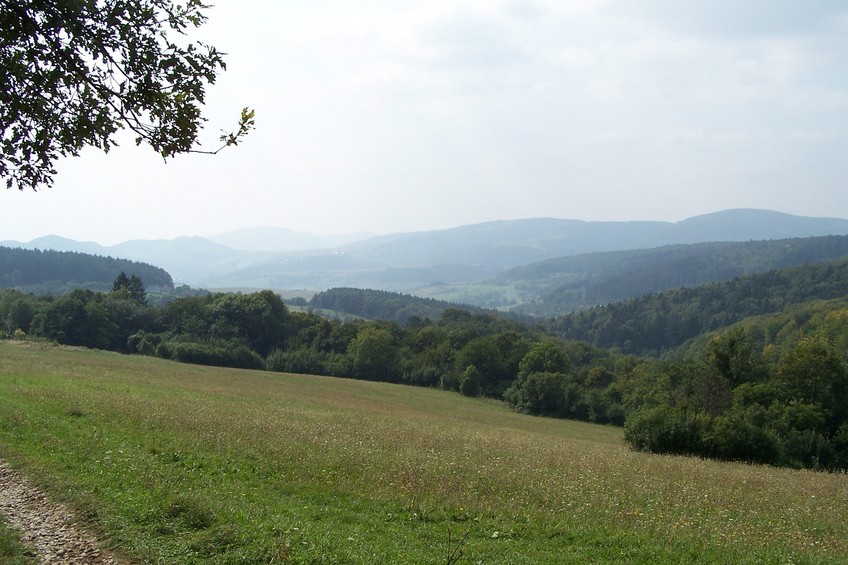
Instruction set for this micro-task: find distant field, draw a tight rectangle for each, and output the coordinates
[0,342,846,564]
[415,282,526,310]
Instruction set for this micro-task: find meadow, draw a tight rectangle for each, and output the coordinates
[0,341,846,564]
[0,519,30,564]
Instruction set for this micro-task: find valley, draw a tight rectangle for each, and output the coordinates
[2,208,848,563]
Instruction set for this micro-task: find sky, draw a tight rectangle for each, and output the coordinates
[2,0,847,246]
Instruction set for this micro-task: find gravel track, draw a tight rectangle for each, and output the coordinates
[0,460,121,564]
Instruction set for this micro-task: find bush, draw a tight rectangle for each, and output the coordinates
[159,340,265,370]
[440,370,460,392]
[459,365,481,397]
[323,352,353,378]
[605,402,627,427]
[127,330,160,356]
[401,364,442,388]
[505,372,567,417]
[832,423,848,471]
[705,411,781,465]
[624,406,707,455]
[780,429,835,470]
[562,382,590,420]
[267,347,326,375]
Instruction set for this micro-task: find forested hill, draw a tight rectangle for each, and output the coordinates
[0,246,173,291]
[505,234,848,316]
[547,258,848,356]
[309,287,484,323]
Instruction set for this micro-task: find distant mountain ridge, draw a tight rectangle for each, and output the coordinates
[343,209,848,268]
[502,234,848,316]
[205,227,374,252]
[2,209,847,290]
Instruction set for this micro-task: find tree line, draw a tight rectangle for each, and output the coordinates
[0,281,623,421]
[547,258,848,355]
[308,287,487,324]
[0,246,173,292]
[2,267,847,471]
[622,319,848,470]
[508,235,848,317]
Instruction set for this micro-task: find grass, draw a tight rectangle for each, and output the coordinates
[0,519,34,565]
[0,341,847,563]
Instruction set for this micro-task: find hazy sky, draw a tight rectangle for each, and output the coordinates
[2,0,847,245]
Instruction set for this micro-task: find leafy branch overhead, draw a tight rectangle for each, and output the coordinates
[0,0,254,190]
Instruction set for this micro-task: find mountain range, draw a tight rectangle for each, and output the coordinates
[3,209,848,300]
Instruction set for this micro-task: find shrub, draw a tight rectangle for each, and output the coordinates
[505,372,568,417]
[624,406,707,455]
[401,364,442,388]
[267,347,326,375]
[159,340,265,370]
[127,330,160,356]
[440,370,460,392]
[832,423,848,471]
[323,352,353,378]
[705,411,781,465]
[780,429,835,470]
[459,365,481,397]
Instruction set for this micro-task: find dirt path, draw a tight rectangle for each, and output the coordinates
[0,460,121,564]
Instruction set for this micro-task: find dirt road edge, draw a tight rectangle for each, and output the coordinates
[0,460,121,564]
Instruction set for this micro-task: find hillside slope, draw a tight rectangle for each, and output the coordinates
[0,246,173,292]
[503,234,848,316]
[547,258,848,355]
[4,209,847,290]
[1,343,845,563]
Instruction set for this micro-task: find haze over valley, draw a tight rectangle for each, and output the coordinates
[4,208,848,314]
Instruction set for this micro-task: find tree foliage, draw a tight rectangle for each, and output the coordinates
[112,271,147,304]
[454,332,529,397]
[548,258,848,355]
[1,0,254,190]
[348,325,398,381]
[4,269,848,471]
[510,235,848,317]
[0,246,172,290]
[207,290,289,356]
[38,288,116,349]
[309,287,485,325]
[622,328,848,470]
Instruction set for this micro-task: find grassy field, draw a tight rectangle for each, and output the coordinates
[0,341,846,564]
[0,520,33,565]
